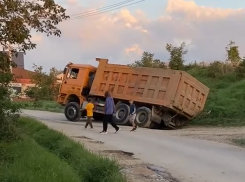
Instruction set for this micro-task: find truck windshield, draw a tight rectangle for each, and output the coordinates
[67,68,79,79]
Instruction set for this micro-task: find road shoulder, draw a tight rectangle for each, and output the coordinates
[40,120,179,182]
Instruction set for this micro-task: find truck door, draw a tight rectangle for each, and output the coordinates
[60,67,81,94]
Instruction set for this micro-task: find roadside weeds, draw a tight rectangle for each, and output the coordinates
[20,100,63,113]
[0,117,127,182]
[232,138,245,147]
[0,137,80,182]
[42,120,179,182]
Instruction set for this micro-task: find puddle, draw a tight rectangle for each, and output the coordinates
[122,164,179,182]
[89,141,104,144]
[72,136,92,140]
[147,165,179,182]
[103,150,134,157]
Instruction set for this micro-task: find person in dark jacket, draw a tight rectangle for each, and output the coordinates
[129,100,137,131]
[100,91,121,134]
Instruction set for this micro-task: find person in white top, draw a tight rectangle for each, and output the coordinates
[129,100,137,131]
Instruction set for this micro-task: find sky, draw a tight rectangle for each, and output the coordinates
[24,0,245,71]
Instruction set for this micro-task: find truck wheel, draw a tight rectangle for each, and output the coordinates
[93,113,103,121]
[64,102,81,121]
[113,103,130,125]
[135,107,152,128]
[149,122,160,129]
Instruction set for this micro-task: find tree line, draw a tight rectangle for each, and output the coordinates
[24,64,60,104]
[129,40,245,79]
[130,41,244,70]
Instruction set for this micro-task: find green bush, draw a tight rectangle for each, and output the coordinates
[235,58,245,78]
[207,61,234,78]
[18,117,126,182]
[188,66,245,127]
[233,138,245,147]
[0,0,68,143]
[0,138,80,182]
[0,115,20,142]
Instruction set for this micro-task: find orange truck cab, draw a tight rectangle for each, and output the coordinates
[57,62,105,121]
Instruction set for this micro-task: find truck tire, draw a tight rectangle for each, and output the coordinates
[113,103,130,125]
[64,102,81,121]
[135,107,152,128]
[93,113,103,121]
[149,122,160,129]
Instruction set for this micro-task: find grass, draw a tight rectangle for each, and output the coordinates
[20,100,64,113]
[0,138,80,182]
[187,66,245,127]
[0,117,127,182]
[232,138,245,147]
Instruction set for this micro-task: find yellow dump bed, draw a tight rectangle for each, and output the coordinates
[89,59,209,119]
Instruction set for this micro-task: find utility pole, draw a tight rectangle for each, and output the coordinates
[8,43,12,73]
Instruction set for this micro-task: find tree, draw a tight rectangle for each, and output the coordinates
[129,51,166,68]
[25,64,60,102]
[0,0,69,141]
[166,42,188,70]
[225,41,241,66]
[235,57,245,78]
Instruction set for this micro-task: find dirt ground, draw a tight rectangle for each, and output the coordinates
[163,126,245,146]
[38,116,245,182]
[70,135,179,182]
[69,126,245,182]
[22,109,245,182]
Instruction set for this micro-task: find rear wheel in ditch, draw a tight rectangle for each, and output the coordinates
[149,122,160,129]
[172,116,188,129]
[135,107,152,128]
[64,102,81,122]
[113,103,130,125]
[162,113,183,129]
[162,113,172,128]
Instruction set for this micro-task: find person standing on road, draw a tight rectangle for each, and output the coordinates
[100,91,121,134]
[84,98,94,130]
[129,100,137,132]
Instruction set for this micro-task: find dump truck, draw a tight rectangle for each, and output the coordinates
[57,58,209,129]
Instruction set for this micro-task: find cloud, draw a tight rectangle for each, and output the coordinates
[24,0,245,71]
[166,0,243,20]
[125,44,143,60]
[67,0,77,5]
[30,35,43,43]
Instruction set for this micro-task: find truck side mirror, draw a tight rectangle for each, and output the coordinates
[63,67,67,74]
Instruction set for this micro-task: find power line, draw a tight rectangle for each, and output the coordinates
[69,0,146,20]
[69,0,136,17]
[70,0,145,20]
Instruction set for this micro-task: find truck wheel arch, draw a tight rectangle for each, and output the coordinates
[66,94,80,105]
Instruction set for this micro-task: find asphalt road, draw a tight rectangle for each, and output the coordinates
[22,109,245,182]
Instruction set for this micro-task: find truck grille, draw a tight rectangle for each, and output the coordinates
[95,105,104,112]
